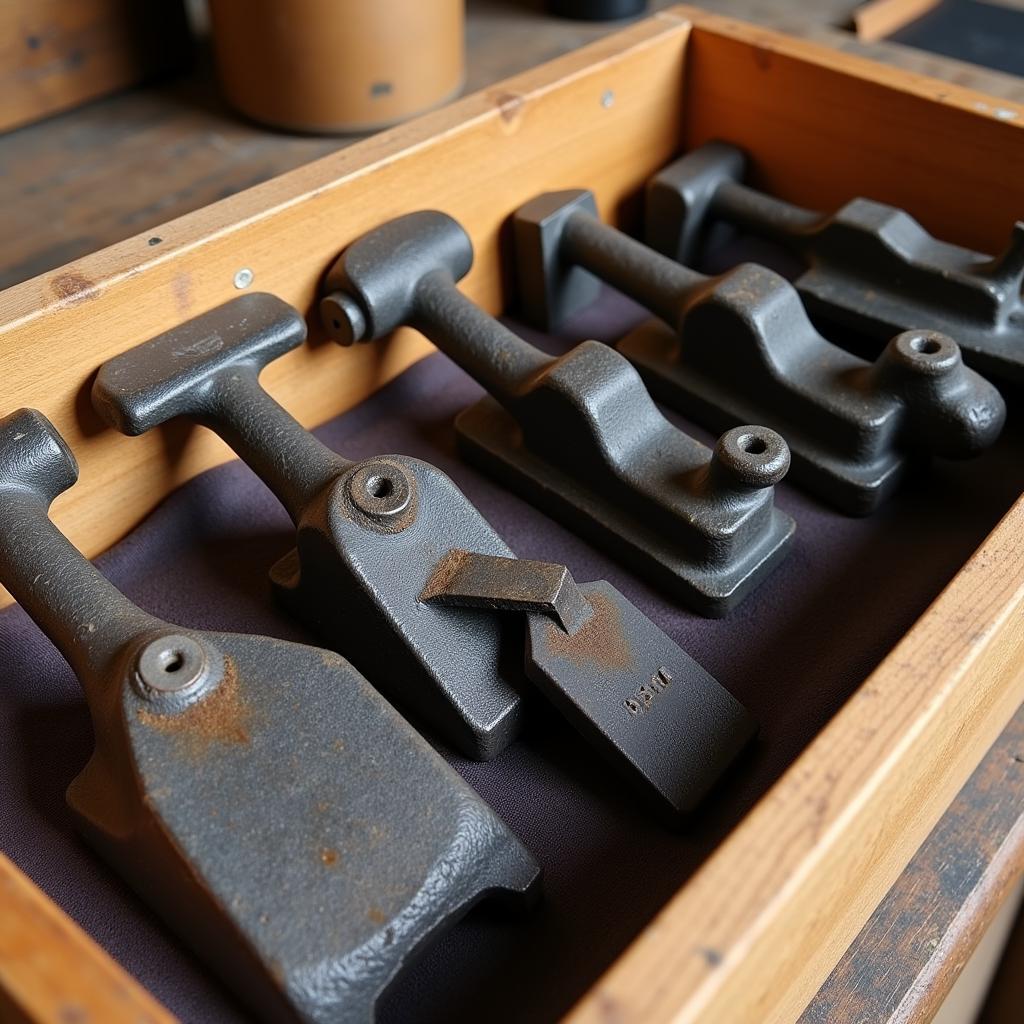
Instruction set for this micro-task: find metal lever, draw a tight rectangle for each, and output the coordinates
[0,408,540,1024]
[646,140,1024,386]
[92,292,526,760]
[420,549,757,818]
[319,211,794,615]
[513,190,1006,516]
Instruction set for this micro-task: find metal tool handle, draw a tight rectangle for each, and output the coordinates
[512,189,705,331]
[93,294,349,525]
[0,409,159,684]
[561,205,706,323]
[321,210,550,401]
[646,141,822,264]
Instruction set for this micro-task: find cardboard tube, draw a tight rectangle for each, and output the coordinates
[208,0,465,133]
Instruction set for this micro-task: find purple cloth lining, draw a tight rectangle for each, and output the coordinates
[1,287,1021,1023]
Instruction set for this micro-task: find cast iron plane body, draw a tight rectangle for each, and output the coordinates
[92,293,526,761]
[319,210,795,616]
[93,294,756,816]
[646,140,1024,386]
[514,190,1006,516]
[0,408,540,1024]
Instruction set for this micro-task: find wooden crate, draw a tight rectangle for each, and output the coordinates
[0,6,1022,1022]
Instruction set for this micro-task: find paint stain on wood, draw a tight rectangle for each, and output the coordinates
[51,271,101,305]
[493,91,525,125]
[171,271,192,315]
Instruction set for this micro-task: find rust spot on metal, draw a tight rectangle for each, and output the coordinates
[420,548,470,602]
[137,658,252,754]
[51,271,101,305]
[320,847,340,867]
[367,907,386,924]
[545,590,632,670]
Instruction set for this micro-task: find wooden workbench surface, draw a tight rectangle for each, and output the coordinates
[1,2,1023,1021]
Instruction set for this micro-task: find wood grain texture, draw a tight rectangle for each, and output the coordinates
[0,11,691,596]
[978,875,1024,1022]
[800,703,1024,1023]
[0,853,176,1024]
[568,486,1024,1023]
[682,9,1024,255]
[0,0,191,132]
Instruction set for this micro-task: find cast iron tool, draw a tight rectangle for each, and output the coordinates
[0,408,541,1024]
[92,292,527,761]
[319,210,795,616]
[419,549,756,816]
[646,140,1024,385]
[514,189,1006,516]
[93,294,757,816]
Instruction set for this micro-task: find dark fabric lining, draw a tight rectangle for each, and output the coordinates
[1,288,1021,1023]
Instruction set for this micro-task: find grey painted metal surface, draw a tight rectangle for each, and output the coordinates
[92,295,756,814]
[646,140,1024,386]
[320,211,794,615]
[514,189,1006,516]
[0,407,541,1024]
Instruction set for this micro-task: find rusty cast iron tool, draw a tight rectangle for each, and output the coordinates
[93,296,756,816]
[318,211,795,617]
[513,189,1006,516]
[0,408,540,1024]
[92,292,530,761]
[419,549,756,817]
[646,140,1024,386]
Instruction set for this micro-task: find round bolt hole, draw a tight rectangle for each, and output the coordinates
[134,633,221,704]
[162,651,184,673]
[910,335,942,355]
[366,475,393,499]
[740,435,768,455]
[347,461,413,519]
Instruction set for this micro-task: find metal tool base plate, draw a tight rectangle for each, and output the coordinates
[456,396,794,616]
[617,319,908,516]
[796,273,1024,387]
[526,581,757,818]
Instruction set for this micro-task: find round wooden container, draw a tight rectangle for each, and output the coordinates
[208,0,465,133]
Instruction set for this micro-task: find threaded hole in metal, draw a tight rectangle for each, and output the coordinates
[910,336,941,355]
[162,652,184,673]
[367,475,394,499]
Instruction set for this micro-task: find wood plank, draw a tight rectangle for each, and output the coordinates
[681,8,1024,255]
[0,11,691,597]
[0,853,177,1024]
[569,486,1024,1022]
[0,0,191,133]
[800,702,1024,1023]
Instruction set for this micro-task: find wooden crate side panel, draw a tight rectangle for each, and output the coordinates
[0,853,177,1023]
[682,17,1024,254]
[570,494,1024,1023]
[569,11,1024,1023]
[0,14,690,583]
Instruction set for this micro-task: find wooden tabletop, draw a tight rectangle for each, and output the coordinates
[1,2,1023,1021]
